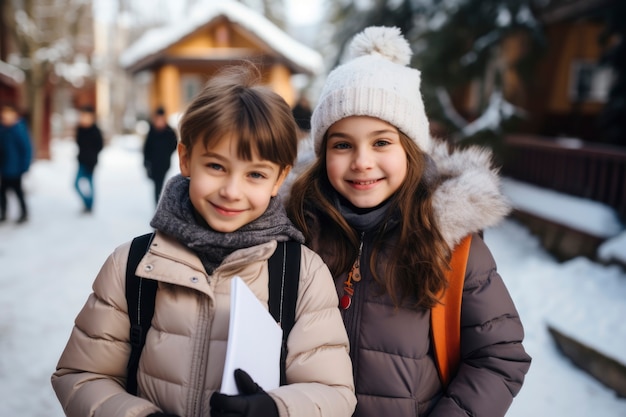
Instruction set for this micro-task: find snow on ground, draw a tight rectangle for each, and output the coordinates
[502,177,624,239]
[1,137,625,416]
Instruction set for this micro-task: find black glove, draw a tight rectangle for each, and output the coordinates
[147,413,180,417]
[210,369,279,417]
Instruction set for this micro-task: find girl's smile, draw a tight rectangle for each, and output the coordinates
[325,116,407,208]
[347,178,382,190]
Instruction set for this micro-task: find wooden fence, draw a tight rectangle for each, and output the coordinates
[501,134,626,222]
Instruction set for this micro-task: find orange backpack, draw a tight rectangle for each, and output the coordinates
[431,234,472,387]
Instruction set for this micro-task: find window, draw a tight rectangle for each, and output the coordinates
[181,75,203,105]
[569,61,613,102]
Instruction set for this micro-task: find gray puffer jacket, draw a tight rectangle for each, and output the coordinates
[310,140,531,417]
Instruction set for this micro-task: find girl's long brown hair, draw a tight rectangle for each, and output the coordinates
[286,132,451,309]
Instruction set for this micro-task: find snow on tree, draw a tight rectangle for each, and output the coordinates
[414,0,544,144]
[321,0,544,146]
[2,0,94,158]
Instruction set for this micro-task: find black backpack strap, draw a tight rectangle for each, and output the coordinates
[267,241,301,386]
[125,232,157,396]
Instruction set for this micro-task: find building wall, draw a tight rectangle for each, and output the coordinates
[544,21,606,114]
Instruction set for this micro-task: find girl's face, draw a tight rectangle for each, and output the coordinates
[178,135,290,233]
[325,116,408,208]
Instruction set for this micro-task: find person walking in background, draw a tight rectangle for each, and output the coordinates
[291,95,312,139]
[74,105,103,214]
[51,64,356,417]
[143,106,177,204]
[0,102,32,224]
[287,26,531,417]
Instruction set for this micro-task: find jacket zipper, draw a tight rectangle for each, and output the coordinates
[343,232,365,375]
[188,296,212,416]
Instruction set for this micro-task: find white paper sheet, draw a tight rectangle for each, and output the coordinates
[220,276,282,394]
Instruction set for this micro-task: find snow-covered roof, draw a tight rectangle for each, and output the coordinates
[0,60,24,84]
[120,0,323,75]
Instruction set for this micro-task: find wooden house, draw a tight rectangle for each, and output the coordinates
[0,61,23,106]
[442,0,615,144]
[0,2,24,130]
[524,0,616,142]
[119,1,323,121]
[495,0,625,261]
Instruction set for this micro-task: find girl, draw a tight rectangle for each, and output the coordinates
[287,26,531,417]
[52,65,356,417]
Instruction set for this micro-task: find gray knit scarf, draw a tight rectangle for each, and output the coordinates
[151,175,304,274]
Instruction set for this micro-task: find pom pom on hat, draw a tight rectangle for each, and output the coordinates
[349,26,412,66]
[311,26,431,155]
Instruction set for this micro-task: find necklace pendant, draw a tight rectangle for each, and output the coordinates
[349,260,361,282]
[340,294,352,309]
[340,233,363,311]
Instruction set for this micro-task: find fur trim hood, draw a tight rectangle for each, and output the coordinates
[430,139,511,248]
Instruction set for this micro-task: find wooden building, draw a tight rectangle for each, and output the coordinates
[443,0,615,144]
[0,2,25,131]
[496,0,625,261]
[120,1,323,121]
[525,0,616,142]
[0,61,23,106]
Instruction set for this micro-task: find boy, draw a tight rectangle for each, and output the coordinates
[51,65,356,417]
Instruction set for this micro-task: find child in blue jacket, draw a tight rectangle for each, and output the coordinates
[0,102,32,223]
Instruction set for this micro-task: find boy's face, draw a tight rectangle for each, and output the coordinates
[178,135,290,233]
[325,115,407,209]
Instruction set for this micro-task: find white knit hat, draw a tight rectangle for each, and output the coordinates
[311,26,431,155]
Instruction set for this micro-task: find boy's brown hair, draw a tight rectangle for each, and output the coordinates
[178,63,298,173]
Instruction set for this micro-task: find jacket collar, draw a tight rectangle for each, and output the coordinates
[148,232,278,277]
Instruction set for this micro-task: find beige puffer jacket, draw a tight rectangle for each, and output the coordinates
[51,232,356,417]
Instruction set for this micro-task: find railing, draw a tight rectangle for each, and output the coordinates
[501,134,626,222]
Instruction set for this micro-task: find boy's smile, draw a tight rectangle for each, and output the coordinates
[210,202,246,217]
[178,135,289,233]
